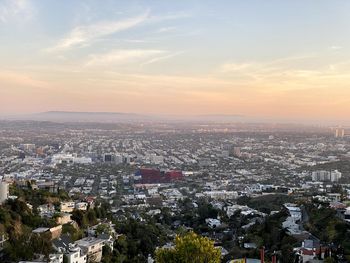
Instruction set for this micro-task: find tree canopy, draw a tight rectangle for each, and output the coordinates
[155,231,221,263]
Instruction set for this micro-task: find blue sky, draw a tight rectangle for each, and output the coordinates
[1,0,350,123]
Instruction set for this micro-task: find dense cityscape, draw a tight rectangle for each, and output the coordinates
[2,0,350,262]
[0,119,349,262]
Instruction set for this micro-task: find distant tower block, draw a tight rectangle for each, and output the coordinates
[334,128,345,138]
[0,182,9,204]
[231,147,241,157]
[341,128,345,137]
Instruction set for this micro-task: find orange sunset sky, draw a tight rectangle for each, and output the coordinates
[1,0,350,123]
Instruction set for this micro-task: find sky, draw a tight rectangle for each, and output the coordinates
[1,0,350,123]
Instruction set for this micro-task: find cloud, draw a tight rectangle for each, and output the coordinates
[48,11,150,52]
[217,56,350,97]
[220,55,316,73]
[220,62,258,73]
[0,0,33,23]
[330,45,342,50]
[157,26,177,33]
[148,11,191,23]
[141,51,184,66]
[85,49,167,67]
[0,70,51,89]
[46,10,192,52]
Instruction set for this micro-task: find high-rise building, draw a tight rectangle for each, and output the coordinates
[20,143,36,152]
[232,147,241,157]
[334,128,345,138]
[311,170,342,182]
[103,153,114,162]
[115,154,123,164]
[331,170,342,182]
[0,182,9,204]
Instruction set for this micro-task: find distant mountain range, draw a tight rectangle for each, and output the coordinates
[3,111,152,122]
[1,111,246,123]
[1,111,347,126]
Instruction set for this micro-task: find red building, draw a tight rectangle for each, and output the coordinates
[136,168,183,184]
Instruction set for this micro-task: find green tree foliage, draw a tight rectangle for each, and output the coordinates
[174,198,220,231]
[71,209,89,228]
[112,219,168,263]
[155,231,221,263]
[3,224,53,262]
[0,187,70,262]
[62,223,83,241]
[324,257,336,263]
[234,211,298,263]
[96,223,111,235]
[304,203,350,256]
[101,245,113,263]
[10,184,70,208]
[71,205,108,229]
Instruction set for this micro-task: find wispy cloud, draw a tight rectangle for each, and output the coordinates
[157,26,177,33]
[48,11,150,52]
[0,0,33,23]
[330,45,342,50]
[220,55,316,72]
[46,10,192,52]
[85,49,167,67]
[141,51,184,66]
[148,11,191,23]
[0,70,51,89]
[217,55,350,95]
[220,62,257,73]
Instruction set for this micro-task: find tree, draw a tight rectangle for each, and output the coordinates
[71,209,88,228]
[155,231,221,263]
[324,257,336,263]
[87,209,97,225]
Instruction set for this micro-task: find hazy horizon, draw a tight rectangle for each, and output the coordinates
[1,110,350,126]
[1,0,350,124]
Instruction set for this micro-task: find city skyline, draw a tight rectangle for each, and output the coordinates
[1,0,350,124]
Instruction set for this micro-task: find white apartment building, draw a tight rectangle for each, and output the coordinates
[75,237,104,263]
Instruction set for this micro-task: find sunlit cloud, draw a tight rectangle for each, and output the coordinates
[46,10,191,52]
[85,49,167,67]
[48,11,150,52]
[330,45,342,50]
[220,62,259,73]
[141,51,184,66]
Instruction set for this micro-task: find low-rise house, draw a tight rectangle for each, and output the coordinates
[50,225,63,240]
[38,203,56,218]
[244,242,257,249]
[60,202,75,213]
[284,203,302,221]
[65,244,87,263]
[48,254,64,263]
[344,207,350,222]
[55,213,72,225]
[76,202,88,211]
[327,193,341,202]
[32,225,62,240]
[97,233,115,251]
[0,233,8,251]
[18,254,63,263]
[205,218,221,228]
[75,237,104,263]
